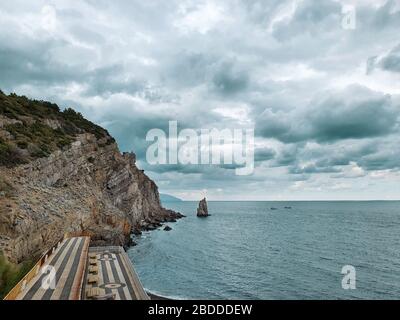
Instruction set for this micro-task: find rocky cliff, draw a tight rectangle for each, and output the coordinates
[0,91,183,263]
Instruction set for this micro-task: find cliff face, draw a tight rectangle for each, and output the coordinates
[0,91,182,263]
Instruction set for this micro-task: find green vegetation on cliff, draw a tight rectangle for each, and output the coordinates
[0,252,34,299]
[0,90,114,167]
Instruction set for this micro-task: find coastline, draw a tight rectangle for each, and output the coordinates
[145,289,191,300]
[147,291,172,300]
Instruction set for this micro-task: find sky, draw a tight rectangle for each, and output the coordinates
[0,0,399,200]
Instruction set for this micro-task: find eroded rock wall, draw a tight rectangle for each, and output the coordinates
[0,133,181,263]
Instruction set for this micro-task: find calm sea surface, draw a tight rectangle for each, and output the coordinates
[127,201,400,299]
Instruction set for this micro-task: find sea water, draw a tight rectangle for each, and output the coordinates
[127,201,400,299]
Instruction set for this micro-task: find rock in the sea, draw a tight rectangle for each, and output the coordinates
[164,225,172,231]
[197,198,209,217]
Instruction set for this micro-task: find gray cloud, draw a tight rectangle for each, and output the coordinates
[211,60,249,96]
[380,44,400,73]
[367,0,400,30]
[0,41,77,87]
[289,164,341,175]
[272,0,342,42]
[254,147,276,162]
[256,85,399,143]
[367,43,400,74]
[309,86,398,141]
[0,0,399,199]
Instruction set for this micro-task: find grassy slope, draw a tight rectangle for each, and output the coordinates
[0,90,114,167]
[0,253,34,299]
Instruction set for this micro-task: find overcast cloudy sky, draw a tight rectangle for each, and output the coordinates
[1,0,400,200]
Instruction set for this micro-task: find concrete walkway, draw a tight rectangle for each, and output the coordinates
[17,237,90,300]
[85,247,149,300]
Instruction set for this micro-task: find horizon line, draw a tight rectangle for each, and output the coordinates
[165,199,400,202]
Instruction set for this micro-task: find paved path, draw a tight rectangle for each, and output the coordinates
[86,247,149,300]
[17,237,89,300]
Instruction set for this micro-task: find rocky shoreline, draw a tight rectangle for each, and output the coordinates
[127,209,185,247]
[147,291,172,300]
[136,209,185,233]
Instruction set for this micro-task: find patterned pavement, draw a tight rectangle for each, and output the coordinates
[18,237,89,300]
[85,247,149,300]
